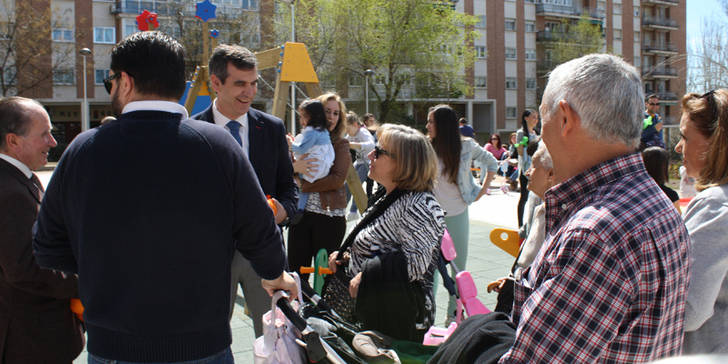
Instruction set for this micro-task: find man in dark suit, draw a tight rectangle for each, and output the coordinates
[0,96,84,363]
[192,44,297,337]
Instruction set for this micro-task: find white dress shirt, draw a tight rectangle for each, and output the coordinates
[0,153,32,178]
[121,100,189,119]
[211,99,249,157]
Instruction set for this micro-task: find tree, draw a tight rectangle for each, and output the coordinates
[286,0,477,121]
[0,0,77,97]
[687,4,728,92]
[549,15,604,66]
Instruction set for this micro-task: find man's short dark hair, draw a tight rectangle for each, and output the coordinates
[0,97,43,150]
[363,113,374,122]
[209,44,257,84]
[459,117,468,125]
[110,31,186,99]
[646,94,659,102]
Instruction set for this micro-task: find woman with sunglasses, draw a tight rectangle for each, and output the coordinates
[327,124,445,341]
[676,89,728,354]
[426,104,498,323]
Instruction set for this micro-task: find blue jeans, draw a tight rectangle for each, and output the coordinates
[88,347,233,364]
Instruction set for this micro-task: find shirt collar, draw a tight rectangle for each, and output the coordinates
[121,100,189,119]
[0,153,32,178]
[544,152,644,232]
[212,98,248,127]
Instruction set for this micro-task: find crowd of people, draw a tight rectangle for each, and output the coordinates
[0,31,726,364]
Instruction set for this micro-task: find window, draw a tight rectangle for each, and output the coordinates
[94,27,116,44]
[349,74,363,86]
[475,76,486,88]
[525,49,536,61]
[634,7,640,17]
[506,77,517,89]
[53,69,74,85]
[634,31,640,43]
[476,16,486,28]
[614,29,622,40]
[95,69,110,85]
[526,78,537,89]
[52,28,74,42]
[475,46,487,59]
[124,24,137,38]
[505,19,516,31]
[525,21,535,33]
[3,67,16,85]
[505,48,516,60]
[506,107,517,119]
[220,0,258,9]
[614,4,622,14]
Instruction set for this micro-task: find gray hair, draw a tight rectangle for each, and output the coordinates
[541,54,643,149]
[0,97,44,150]
[533,140,553,170]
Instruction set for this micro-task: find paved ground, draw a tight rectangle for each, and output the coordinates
[36,171,519,363]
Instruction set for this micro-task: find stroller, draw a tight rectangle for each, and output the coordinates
[261,229,492,363]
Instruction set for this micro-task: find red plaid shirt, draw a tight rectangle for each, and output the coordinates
[500,153,690,363]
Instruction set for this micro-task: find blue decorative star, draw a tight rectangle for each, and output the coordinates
[195,0,217,22]
[210,29,220,38]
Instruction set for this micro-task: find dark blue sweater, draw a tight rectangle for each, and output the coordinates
[33,111,286,362]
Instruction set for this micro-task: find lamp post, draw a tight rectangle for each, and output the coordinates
[364,69,374,114]
[79,48,92,132]
[281,0,296,133]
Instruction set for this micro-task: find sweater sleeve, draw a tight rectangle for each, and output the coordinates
[301,138,351,193]
[227,138,287,280]
[397,194,445,281]
[33,145,80,275]
[683,189,728,331]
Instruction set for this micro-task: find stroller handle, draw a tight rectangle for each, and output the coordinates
[276,296,308,332]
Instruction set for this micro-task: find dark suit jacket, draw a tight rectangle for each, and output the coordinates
[0,158,83,363]
[192,106,298,219]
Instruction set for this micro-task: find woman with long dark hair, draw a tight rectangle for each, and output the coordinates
[516,109,540,227]
[426,104,498,322]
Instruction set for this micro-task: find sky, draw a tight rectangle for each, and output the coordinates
[686,0,725,47]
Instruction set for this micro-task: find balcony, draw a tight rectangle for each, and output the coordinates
[642,16,679,30]
[656,91,678,102]
[112,1,174,16]
[643,66,679,79]
[536,3,604,20]
[641,0,679,7]
[642,42,679,55]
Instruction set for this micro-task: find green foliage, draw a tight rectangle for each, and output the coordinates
[289,0,477,120]
[550,15,604,66]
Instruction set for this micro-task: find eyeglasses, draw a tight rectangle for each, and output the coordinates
[701,90,718,122]
[103,73,122,94]
[374,145,392,159]
[647,102,659,106]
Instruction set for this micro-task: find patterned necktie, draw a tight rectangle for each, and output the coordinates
[30,173,44,200]
[226,121,243,147]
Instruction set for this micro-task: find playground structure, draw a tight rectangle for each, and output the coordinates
[181,0,368,215]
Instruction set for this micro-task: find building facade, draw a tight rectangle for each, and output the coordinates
[2,0,685,157]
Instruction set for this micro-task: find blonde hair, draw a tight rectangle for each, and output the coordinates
[377,123,437,192]
[681,89,728,191]
[316,92,347,140]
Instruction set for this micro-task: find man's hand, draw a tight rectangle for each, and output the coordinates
[271,198,287,224]
[261,271,298,301]
[349,272,363,298]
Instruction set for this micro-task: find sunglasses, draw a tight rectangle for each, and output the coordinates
[647,102,659,106]
[103,73,121,94]
[374,145,392,159]
[701,90,718,122]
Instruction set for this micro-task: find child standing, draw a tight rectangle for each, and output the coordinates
[291,99,335,219]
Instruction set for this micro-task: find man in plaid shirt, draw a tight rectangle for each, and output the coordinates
[500,54,690,363]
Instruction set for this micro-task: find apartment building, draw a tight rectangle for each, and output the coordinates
[3,0,685,156]
[533,0,686,126]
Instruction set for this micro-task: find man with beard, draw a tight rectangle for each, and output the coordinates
[32,31,297,363]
